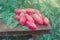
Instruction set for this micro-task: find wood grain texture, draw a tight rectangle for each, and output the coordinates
[0,19,52,36]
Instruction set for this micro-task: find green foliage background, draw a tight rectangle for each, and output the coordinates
[0,0,60,40]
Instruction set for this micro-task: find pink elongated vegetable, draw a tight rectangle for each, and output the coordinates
[15,15,20,21]
[33,9,42,18]
[19,13,26,25]
[26,21,37,30]
[14,8,22,15]
[32,14,43,25]
[25,14,34,22]
[43,17,49,25]
[25,8,34,15]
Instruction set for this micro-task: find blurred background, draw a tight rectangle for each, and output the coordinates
[0,0,60,40]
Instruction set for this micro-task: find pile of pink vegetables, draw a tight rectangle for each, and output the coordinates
[14,8,49,30]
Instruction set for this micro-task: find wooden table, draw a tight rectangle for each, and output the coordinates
[0,19,51,40]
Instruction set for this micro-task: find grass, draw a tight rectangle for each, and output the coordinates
[0,0,60,40]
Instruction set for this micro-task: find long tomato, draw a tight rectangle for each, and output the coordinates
[25,8,34,15]
[15,15,20,21]
[32,14,43,24]
[26,21,37,30]
[43,17,49,25]
[33,9,42,18]
[14,8,21,15]
[25,14,34,22]
[19,13,26,25]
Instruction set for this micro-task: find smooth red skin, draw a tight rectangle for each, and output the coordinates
[25,8,34,15]
[33,9,42,18]
[43,17,49,25]
[19,13,26,25]
[32,14,43,25]
[15,15,20,21]
[25,14,34,23]
[14,8,21,15]
[25,8,42,18]
[26,21,37,30]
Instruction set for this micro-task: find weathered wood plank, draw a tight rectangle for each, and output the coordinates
[0,19,51,36]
